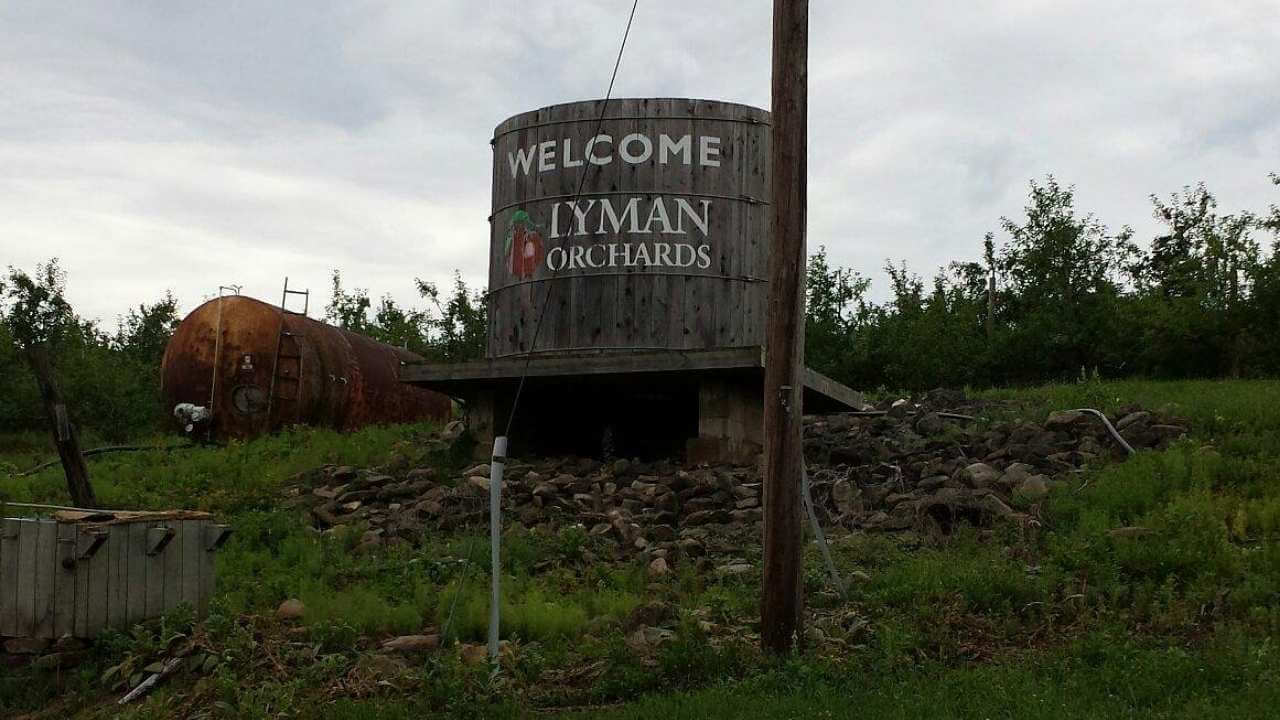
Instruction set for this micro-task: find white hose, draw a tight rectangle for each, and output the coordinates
[1069,408,1136,455]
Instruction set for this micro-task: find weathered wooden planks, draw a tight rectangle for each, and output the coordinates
[31,520,54,638]
[0,516,225,640]
[487,98,771,358]
[0,519,22,636]
[181,519,203,612]
[53,522,76,638]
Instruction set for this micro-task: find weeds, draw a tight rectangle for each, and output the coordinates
[4,380,1280,718]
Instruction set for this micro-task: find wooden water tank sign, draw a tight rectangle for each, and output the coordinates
[0,512,230,640]
[488,98,771,358]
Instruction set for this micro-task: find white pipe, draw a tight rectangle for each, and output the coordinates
[488,436,508,665]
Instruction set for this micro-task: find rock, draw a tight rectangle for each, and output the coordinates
[888,399,911,418]
[884,492,915,507]
[915,412,944,436]
[831,479,861,515]
[1015,475,1050,502]
[979,494,1017,519]
[625,627,675,652]
[862,510,890,528]
[381,634,440,652]
[997,463,1035,490]
[52,635,86,653]
[276,598,306,621]
[651,524,676,542]
[647,557,670,578]
[1115,411,1150,431]
[627,601,675,630]
[406,467,436,481]
[1151,424,1187,441]
[332,466,357,481]
[958,462,1000,489]
[467,475,490,492]
[1045,410,1087,432]
[683,509,730,525]
[679,538,706,557]
[4,637,49,655]
[339,501,362,513]
[352,474,394,490]
[463,463,491,478]
[612,458,632,476]
[716,562,753,576]
[918,475,948,491]
[459,643,488,665]
[441,420,467,441]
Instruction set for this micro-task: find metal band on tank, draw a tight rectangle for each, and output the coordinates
[490,345,676,358]
[491,114,769,145]
[484,272,766,298]
[490,190,766,218]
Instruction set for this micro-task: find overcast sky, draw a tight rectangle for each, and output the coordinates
[2,1,1277,327]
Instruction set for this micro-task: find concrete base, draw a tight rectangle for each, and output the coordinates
[688,377,764,465]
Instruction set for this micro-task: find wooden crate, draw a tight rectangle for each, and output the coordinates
[0,511,230,640]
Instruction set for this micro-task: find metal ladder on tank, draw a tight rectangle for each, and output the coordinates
[264,278,309,434]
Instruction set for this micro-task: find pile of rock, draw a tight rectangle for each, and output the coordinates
[287,455,763,564]
[1,635,89,672]
[284,393,1188,556]
[803,401,1186,532]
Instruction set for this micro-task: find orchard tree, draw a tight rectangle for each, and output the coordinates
[0,259,99,507]
[417,272,487,362]
[995,176,1139,379]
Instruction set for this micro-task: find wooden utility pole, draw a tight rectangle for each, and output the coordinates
[26,344,98,508]
[762,0,807,655]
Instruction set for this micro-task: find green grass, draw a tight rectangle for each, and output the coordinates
[0,421,438,512]
[551,631,1280,720]
[4,379,1280,718]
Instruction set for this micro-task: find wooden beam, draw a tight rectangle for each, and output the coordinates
[400,347,763,383]
[802,367,864,412]
[762,0,807,655]
[25,344,98,508]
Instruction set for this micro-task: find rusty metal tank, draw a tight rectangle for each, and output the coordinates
[161,295,451,440]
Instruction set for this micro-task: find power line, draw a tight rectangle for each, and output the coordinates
[502,0,641,440]
[447,0,642,662]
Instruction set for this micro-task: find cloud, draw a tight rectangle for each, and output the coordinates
[1,0,1277,325]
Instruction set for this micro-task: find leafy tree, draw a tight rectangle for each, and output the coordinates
[417,272,488,363]
[324,269,374,333]
[324,268,486,363]
[1,259,98,506]
[115,291,180,365]
[804,246,868,382]
[994,176,1139,380]
[370,294,430,354]
[1,260,74,347]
